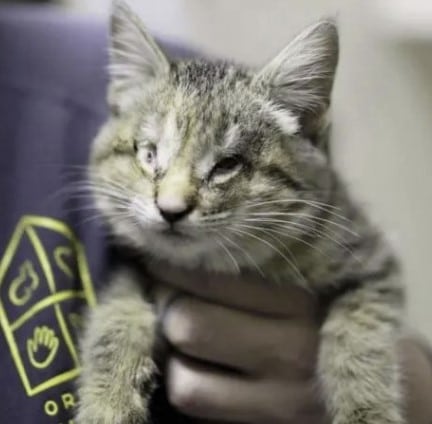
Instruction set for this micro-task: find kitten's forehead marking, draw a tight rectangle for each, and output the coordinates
[141,114,159,141]
[223,124,241,150]
[195,125,240,177]
[196,150,214,178]
[157,109,182,171]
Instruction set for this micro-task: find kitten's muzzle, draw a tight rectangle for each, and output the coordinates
[156,195,195,224]
[158,205,194,224]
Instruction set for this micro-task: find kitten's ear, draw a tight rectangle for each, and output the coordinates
[108,0,170,113]
[254,19,338,143]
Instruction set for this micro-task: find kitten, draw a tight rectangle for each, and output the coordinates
[76,1,405,423]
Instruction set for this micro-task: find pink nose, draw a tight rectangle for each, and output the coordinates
[156,195,193,223]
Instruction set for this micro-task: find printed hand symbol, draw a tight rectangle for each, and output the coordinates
[27,326,60,369]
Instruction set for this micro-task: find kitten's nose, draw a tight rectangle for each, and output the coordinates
[157,196,194,224]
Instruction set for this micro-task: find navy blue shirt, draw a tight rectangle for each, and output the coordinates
[0,7,110,423]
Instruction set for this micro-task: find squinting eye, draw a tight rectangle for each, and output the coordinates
[210,155,243,181]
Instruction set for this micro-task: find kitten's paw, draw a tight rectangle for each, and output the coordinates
[133,356,158,397]
[76,403,148,424]
[76,358,157,424]
[332,408,404,424]
[76,389,149,424]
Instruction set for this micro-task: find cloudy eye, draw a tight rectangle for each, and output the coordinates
[136,143,157,171]
[145,147,156,164]
[209,155,243,183]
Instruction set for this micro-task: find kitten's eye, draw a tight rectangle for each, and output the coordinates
[137,144,157,170]
[209,155,243,183]
[215,157,241,172]
[145,147,156,164]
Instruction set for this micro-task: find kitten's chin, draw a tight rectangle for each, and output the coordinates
[113,223,228,271]
[110,220,278,274]
[146,233,229,271]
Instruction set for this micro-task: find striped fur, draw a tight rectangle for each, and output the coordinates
[76,1,405,423]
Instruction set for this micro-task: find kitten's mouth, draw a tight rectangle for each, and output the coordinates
[159,226,192,240]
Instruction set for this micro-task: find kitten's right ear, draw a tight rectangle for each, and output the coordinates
[108,0,170,114]
[253,19,338,144]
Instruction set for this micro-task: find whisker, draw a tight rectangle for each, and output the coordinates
[244,207,351,224]
[218,232,265,277]
[266,221,361,263]
[232,223,306,282]
[240,215,358,238]
[243,198,342,212]
[76,210,132,228]
[198,211,232,223]
[229,226,307,285]
[213,233,241,274]
[243,202,350,225]
[235,221,331,262]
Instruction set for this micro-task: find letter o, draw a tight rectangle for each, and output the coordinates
[44,400,58,416]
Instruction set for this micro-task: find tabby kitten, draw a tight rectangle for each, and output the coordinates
[76,1,405,423]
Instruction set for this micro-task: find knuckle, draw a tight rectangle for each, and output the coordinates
[163,298,203,352]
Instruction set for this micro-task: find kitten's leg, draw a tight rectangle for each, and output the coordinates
[318,275,405,424]
[76,268,156,424]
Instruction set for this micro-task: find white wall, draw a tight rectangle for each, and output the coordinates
[64,0,432,341]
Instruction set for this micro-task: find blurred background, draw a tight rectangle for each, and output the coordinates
[2,0,432,341]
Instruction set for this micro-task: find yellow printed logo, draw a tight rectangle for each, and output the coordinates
[0,215,97,397]
[54,246,75,280]
[9,260,40,306]
[27,326,60,369]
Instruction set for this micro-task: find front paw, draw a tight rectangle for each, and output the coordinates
[76,399,147,424]
[76,358,157,424]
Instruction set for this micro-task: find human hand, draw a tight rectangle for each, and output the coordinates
[151,266,325,423]
[151,265,432,423]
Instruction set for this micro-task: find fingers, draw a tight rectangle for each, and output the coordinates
[398,338,432,424]
[167,356,255,423]
[166,356,325,424]
[149,263,317,319]
[162,295,318,377]
[150,267,324,423]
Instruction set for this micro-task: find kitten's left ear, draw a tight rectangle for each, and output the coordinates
[108,0,170,113]
[254,19,339,143]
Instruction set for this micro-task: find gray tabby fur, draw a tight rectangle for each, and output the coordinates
[76,1,405,423]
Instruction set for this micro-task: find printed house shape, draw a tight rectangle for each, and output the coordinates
[0,216,96,396]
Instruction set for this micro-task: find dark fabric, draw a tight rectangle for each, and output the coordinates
[0,6,195,423]
[0,7,110,423]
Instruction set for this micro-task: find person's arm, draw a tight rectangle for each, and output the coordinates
[152,265,432,423]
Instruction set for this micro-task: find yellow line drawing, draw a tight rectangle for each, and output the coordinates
[27,326,60,369]
[54,246,75,279]
[9,260,39,306]
[26,226,80,367]
[0,215,97,397]
[10,291,86,332]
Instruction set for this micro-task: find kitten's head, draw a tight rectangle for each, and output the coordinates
[90,0,339,271]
